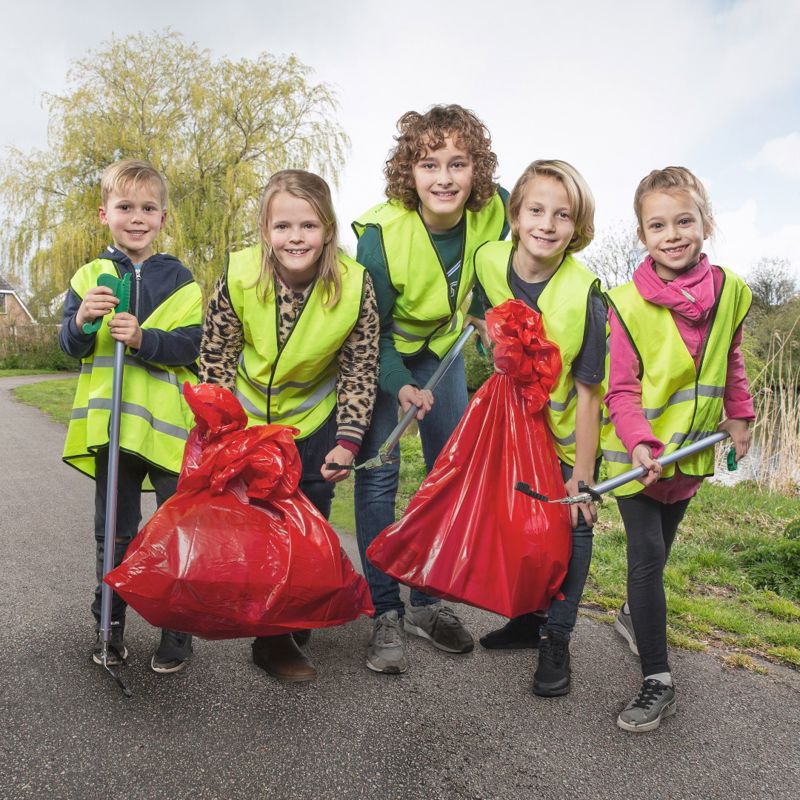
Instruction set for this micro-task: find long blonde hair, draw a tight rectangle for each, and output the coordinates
[255,170,342,306]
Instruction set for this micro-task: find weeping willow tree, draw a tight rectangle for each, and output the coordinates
[0,30,349,318]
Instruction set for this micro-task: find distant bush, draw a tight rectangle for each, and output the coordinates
[0,326,78,371]
[463,339,493,392]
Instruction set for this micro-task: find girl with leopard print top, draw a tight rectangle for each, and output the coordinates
[199,169,379,682]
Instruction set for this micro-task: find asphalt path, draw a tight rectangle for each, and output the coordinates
[1,374,798,800]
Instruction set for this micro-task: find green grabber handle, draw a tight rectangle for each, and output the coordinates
[727,445,739,472]
[81,273,131,333]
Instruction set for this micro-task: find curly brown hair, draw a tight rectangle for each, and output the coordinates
[384,104,498,213]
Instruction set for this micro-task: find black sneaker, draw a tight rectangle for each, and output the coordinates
[617,678,676,732]
[533,630,571,697]
[479,613,547,650]
[92,619,127,666]
[151,629,193,674]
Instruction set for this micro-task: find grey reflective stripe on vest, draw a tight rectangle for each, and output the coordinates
[602,448,630,464]
[71,398,189,440]
[238,354,326,396]
[391,321,428,342]
[235,375,337,423]
[552,430,577,447]
[270,376,336,422]
[602,428,720,465]
[235,390,267,421]
[549,385,577,413]
[642,384,724,421]
[666,429,719,447]
[392,313,458,342]
[87,356,182,391]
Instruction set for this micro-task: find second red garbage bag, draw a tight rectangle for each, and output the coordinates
[105,383,373,639]
[366,299,572,618]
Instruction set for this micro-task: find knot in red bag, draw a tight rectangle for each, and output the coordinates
[105,382,374,638]
[486,299,562,413]
[177,382,301,501]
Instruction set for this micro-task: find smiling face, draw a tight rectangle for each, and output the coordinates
[638,190,710,281]
[412,135,474,233]
[99,181,166,262]
[513,176,576,280]
[265,191,329,290]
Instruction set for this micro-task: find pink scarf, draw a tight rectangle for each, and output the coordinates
[632,254,716,325]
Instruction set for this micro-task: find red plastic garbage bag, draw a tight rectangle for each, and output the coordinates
[367,299,572,618]
[105,383,373,638]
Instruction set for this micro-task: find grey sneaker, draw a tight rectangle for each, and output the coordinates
[617,678,676,732]
[614,605,639,656]
[151,629,193,674]
[404,604,474,654]
[367,610,408,674]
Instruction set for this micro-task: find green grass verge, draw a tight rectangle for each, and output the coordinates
[13,377,78,425]
[0,369,60,377]
[15,377,800,669]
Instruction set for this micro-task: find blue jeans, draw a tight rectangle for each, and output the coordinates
[542,460,598,638]
[354,350,469,616]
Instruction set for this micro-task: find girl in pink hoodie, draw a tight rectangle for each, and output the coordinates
[603,167,754,732]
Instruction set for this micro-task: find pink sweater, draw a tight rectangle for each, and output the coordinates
[605,255,755,503]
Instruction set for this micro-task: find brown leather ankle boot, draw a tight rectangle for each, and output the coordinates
[252,634,317,682]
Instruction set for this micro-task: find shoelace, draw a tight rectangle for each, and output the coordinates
[540,635,567,665]
[631,679,669,710]
[435,606,464,627]
[377,616,402,646]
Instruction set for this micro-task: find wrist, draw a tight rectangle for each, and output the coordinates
[336,439,360,455]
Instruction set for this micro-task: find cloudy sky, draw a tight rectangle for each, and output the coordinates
[1,0,798,281]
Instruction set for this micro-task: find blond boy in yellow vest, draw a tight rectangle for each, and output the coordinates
[60,159,202,673]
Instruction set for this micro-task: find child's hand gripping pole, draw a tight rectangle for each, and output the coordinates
[516,431,732,505]
[95,273,133,696]
[81,272,131,334]
[326,324,476,472]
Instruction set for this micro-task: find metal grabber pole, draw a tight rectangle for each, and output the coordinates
[84,272,133,697]
[517,431,732,505]
[325,324,477,472]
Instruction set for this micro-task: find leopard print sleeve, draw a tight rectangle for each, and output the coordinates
[198,273,243,390]
[336,272,380,447]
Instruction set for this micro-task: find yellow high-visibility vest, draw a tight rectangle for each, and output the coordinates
[601,267,751,496]
[63,258,202,482]
[474,240,601,465]
[227,245,366,438]
[353,194,506,358]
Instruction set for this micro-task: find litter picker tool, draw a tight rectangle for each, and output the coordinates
[84,272,133,697]
[325,324,476,472]
[516,431,733,505]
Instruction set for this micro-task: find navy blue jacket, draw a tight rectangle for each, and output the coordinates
[59,247,201,369]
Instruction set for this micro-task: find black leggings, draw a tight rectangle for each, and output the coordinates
[617,493,691,677]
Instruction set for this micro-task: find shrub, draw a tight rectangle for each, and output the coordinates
[463,339,493,392]
[738,539,800,601]
[0,326,78,371]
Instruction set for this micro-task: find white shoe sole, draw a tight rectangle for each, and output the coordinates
[366,657,408,674]
[614,616,640,657]
[617,698,676,732]
[150,655,190,674]
[403,620,473,654]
